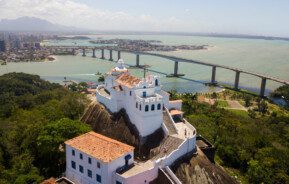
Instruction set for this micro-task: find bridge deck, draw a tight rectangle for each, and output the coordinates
[45,46,289,85]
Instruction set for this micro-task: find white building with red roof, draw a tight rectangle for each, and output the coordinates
[60,59,198,184]
[96,59,173,138]
[65,131,134,184]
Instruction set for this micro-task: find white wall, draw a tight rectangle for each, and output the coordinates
[66,145,134,184]
[96,86,118,113]
[114,165,158,184]
[158,90,170,108]
[156,136,196,167]
[66,145,104,184]
[168,100,182,111]
[120,85,164,137]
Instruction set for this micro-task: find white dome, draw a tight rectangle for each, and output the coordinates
[117,59,125,69]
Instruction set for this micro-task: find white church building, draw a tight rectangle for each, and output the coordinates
[96,59,176,137]
[64,59,197,184]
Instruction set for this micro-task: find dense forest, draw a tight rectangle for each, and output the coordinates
[0,73,91,183]
[169,91,289,184]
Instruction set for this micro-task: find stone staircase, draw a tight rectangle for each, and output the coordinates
[163,110,177,135]
[150,135,183,160]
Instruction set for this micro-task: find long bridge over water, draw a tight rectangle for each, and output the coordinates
[45,46,289,97]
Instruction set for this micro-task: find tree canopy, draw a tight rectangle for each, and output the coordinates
[0,73,91,183]
[178,91,289,183]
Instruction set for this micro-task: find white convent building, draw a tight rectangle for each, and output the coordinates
[96,59,174,138]
[64,59,197,184]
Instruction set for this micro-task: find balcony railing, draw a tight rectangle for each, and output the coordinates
[136,93,163,103]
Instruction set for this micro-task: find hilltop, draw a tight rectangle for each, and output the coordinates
[0,73,91,183]
[0,17,79,32]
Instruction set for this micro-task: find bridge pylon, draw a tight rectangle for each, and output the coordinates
[234,71,240,90]
[109,50,113,61]
[210,66,217,85]
[82,48,86,57]
[166,60,185,77]
[101,49,105,59]
[260,78,267,97]
[92,48,96,58]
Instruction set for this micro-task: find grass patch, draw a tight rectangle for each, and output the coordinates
[229,109,249,117]
[216,100,229,108]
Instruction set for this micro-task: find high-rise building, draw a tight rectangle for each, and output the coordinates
[0,40,5,52]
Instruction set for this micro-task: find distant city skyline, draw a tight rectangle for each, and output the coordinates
[0,0,289,37]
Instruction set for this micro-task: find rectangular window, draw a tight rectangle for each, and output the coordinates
[79,153,83,160]
[71,161,76,169]
[72,149,75,156]
[130,91,132,96]
[96,174,101,183]
[87,169,92,178]
[79,165,83,173]
[143,91,146,98]
[97,162,101,169]
[88,157,92,164]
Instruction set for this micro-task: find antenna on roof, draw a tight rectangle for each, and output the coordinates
[143,66,146,78]
[142,64,150,78]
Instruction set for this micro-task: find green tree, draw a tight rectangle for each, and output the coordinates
[68,82,78,92]
[244,95,252,107]
[98,75,105,82]
[247,159,270,183]
[258,99,268,115]
[60,93,88,120]
[248,109,257,119]
[211,92,217,99]
[16,93,35,109]
[77,82,88,92]
[169,89,178,100]
[36,118,91,176]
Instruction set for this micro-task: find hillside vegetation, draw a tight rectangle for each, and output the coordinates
[0,73,91,183]
[171,91,289,184]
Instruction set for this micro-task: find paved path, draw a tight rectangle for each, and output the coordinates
[226,100,247,111]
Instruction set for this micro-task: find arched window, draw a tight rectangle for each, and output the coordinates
[145,105,149,112]
[139,105,142,111]
[157,103,161,110]
[130,91,132,96]
[143,86,146,89]
[151,104,155,111]
[136,102,138,108]
[155,79,159,86]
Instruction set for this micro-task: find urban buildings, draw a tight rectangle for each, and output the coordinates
[0,40,5,52]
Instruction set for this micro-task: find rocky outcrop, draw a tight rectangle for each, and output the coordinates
[171,148,238,184]
[81,102,138,146]
[81,102,165,160]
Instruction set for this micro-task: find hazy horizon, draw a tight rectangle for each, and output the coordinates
[0,0,289,37]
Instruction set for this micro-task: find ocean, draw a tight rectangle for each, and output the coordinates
[1,34,289,95]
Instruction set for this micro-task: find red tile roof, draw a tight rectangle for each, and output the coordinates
[170,109,184,116]
[116,73,141,88]
[41,178,56,184]
[65,131,134,163]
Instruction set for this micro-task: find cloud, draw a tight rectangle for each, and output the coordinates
[0,0,199,32]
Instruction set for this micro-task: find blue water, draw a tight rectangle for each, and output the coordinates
[1,34,289,95]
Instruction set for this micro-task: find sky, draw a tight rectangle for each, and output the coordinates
[0,0,289,37]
